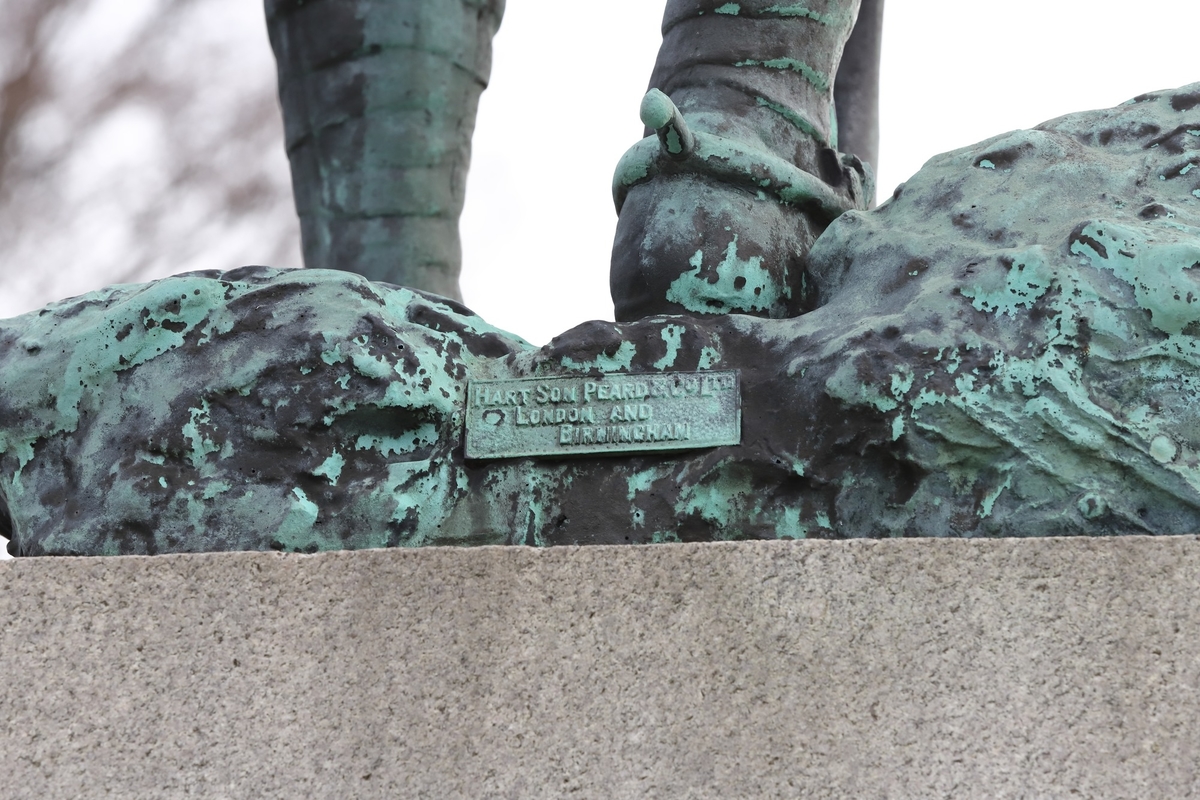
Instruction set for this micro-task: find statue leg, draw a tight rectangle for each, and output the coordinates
[610,0,871,321]
[834,0,884,182]
[265,0,505,300]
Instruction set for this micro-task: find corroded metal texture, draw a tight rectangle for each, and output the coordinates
[6,84,1200,554]
[264,0,504,299]
[610,0,873,322]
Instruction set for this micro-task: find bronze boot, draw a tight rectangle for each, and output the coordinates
[611,0,874,321]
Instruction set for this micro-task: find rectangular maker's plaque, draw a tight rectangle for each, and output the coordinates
[465,371,741,459]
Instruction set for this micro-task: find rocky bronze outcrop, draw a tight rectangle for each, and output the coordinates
[4,85,1200,554]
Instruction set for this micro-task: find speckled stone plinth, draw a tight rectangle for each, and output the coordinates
[2,537,1199,798]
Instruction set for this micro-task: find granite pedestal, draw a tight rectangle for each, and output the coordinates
[2,537,1197,798]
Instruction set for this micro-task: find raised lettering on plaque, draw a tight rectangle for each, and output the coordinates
[465,371,741,459]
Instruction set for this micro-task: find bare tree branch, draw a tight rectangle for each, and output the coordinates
[0,0,302,317]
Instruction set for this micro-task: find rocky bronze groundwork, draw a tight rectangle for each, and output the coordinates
[3,2,1200,555]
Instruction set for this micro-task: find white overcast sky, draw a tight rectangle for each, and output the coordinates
[462,0,1200,345]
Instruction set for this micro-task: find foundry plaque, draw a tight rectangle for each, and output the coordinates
[465,371,741,459]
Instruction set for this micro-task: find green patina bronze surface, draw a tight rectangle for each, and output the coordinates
[611,0,874,322]
[5,85,1200,554]
[3,0,1195,553]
